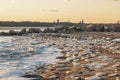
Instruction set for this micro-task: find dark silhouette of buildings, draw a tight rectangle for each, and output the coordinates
[57,19,60,24]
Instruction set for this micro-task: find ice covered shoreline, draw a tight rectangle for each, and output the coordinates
[0,32,120,80]
[30,32,120,80]
[0,34,62,80]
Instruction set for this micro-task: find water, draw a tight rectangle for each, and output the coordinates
[0,36,61,80]
[0,27,55,32]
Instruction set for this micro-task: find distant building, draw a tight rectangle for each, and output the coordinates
[82,19,84,24]
[57,19,60,24]
[77,19,85,28]
[53,21,55,24]
[79,19,84,25]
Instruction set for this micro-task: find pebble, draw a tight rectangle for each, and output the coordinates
[53,64,66,68]
[66,71,71,74]
[108,73,118,77]
[49,75,57,78]
[85,76,104,80]
[56,67,69,71]
[95,72,108,77]
[112,38,120,43]
[72,62,80,66]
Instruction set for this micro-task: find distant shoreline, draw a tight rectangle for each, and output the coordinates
[0,21,75,27]
[0,22,119,36]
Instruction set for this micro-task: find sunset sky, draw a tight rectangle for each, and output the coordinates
[0,0,120,23]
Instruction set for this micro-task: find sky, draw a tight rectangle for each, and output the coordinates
[0,0,120,23]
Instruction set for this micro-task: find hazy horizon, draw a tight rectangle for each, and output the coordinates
[0,0,120,23]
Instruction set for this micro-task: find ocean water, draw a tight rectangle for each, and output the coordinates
[0,36,61,80]
[0,27,54,32]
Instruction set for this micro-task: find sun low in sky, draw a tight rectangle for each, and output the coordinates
[0,0,120,23]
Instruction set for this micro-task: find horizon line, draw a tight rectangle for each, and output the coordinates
[0,20,117,24]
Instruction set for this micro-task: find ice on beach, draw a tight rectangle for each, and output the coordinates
[0,37,13,48]
[0,36,61,80]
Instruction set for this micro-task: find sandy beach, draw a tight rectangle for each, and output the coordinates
[0,32,120,80]
[20,32,120,80]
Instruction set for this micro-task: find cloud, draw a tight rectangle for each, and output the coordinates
[67,0,71,2]
[41,9,59,12]
[64,0,71,2]
[48,9,59,12]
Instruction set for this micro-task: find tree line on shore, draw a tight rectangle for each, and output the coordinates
[0,21,75,27]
